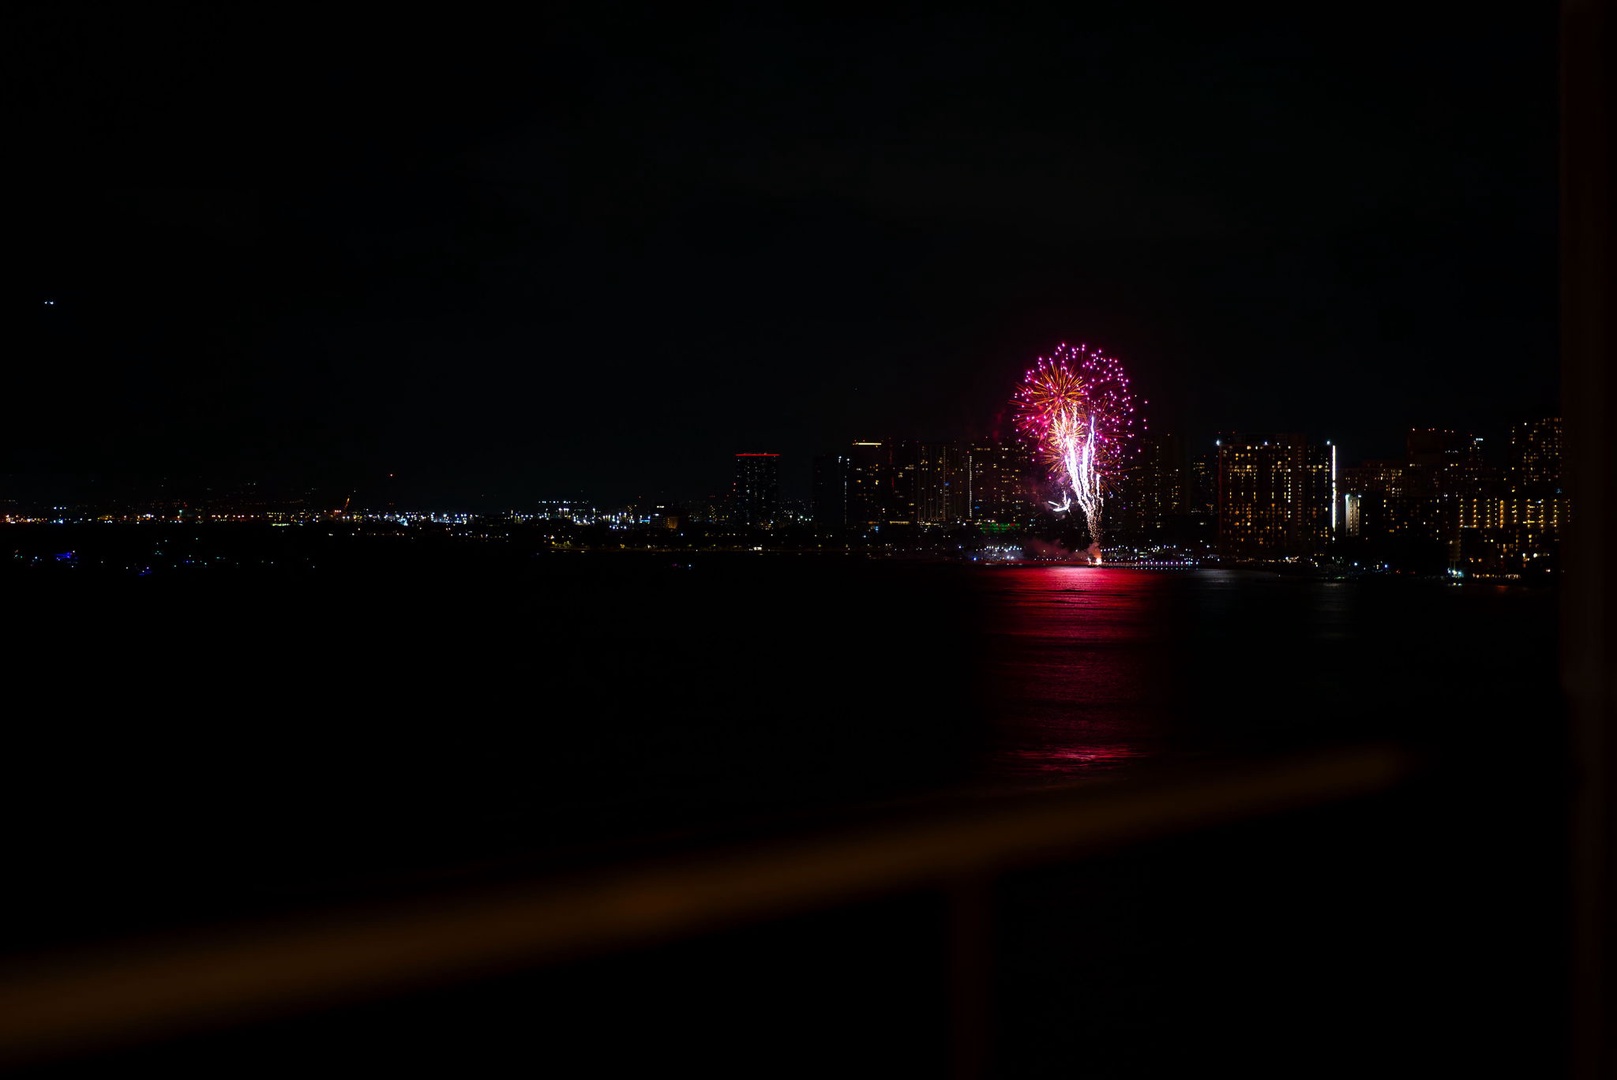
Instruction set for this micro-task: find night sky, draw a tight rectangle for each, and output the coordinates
[10,7,1558,509]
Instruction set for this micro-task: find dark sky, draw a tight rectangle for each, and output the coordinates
[9,6,1558,509]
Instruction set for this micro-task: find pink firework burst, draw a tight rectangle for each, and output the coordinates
[1012,342,1139,549]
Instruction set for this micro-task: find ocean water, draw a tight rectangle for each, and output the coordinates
[1,544,1569,1077]
[967,564,1560,779]
[4,542,1560,943]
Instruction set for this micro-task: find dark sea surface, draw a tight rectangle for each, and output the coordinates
[6,538,1559,934]
[2,537,1570,1076]
[971,563,1560,778]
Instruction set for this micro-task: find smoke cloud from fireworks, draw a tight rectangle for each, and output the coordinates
[1013,342,1139,559]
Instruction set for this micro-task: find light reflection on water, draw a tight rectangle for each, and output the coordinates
[974,567,1175,778]
[968,566,1556,782]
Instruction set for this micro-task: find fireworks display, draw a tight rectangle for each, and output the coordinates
[1013,342,1139,557]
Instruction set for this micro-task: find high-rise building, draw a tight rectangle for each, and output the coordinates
[1401,428,1492,498]
[810,453,849,528]
[1406,427,1471,469]
[887,440,920,524]
[846,440,890,526]
[967,440,1031,525]
[944,444,973,524]
[1453,418,1567,577]
[1215,433,1334,559]
[1339,459,1409,502]
[1337,459,1398,544]
[732,452,780,526]
[1119,431,1185,539]
[1303,441,1337,552]
[1508,417,1563,490]
[911,442,955,525]
[818,440,969,528]
[880,440,961,526]
[1341,429,1509,562]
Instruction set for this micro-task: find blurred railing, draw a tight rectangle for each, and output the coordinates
[0,745,1416,1073]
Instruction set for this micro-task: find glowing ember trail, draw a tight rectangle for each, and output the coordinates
[1013,342,1139,560]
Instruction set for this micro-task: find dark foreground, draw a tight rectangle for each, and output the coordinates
[1,527,1570,1076]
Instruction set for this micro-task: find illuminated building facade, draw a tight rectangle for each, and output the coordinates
[816,440,973,528]
[1333,420,1566,576]
[878,440,967,526]
[1452,418,1567,576]
[846,440,890,526]
[886,440,920,524]
[731,453,780,526]
[1215,433,1334,559]
[1118,431,1186,539]
[1188,451,1218,516]
[967,440,1030,525]
[1303,442,1336,551]
[1337,433,1474,550]
[1508,417,1563,489]
[909,442,956,525]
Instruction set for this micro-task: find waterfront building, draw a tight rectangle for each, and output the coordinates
[1214,433,1334,559]
[1118,432,1186,541]
[966,440,1030,526]
[846,440,891,526]
[810,453,849,528]
[732,453,781,527]
[1507,417,1563,490]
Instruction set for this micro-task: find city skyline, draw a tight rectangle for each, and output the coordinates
[4,410,1566,580]
[0,409,1564,517]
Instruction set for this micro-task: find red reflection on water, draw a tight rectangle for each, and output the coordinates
[972,567,1174,779]
[999,745,1144,773]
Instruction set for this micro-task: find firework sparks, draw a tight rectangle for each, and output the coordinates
[1013,342,1139,559]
